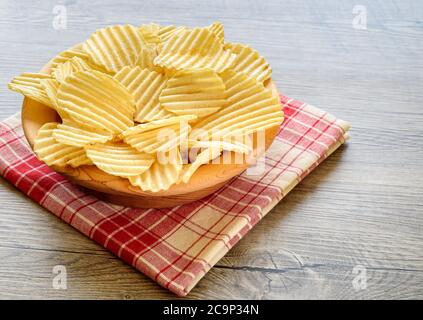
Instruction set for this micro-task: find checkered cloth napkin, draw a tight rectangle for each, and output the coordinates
[0,95,349,296]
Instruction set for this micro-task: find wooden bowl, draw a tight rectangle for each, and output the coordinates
[21,54,280,208]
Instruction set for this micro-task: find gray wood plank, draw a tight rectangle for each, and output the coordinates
[0,0,422,299]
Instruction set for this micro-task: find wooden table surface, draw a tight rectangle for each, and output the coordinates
[0,0,422,300]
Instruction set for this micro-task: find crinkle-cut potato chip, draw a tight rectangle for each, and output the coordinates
[40,78,71,119]
[8,73,55,108]
[122,115,197,134]
[83,24,147,73]
[34,122,92,168]
[154,28,236,72]
[179,146,222,184]
[158,25,186,42]
[208,21,224,43]
[187,139,252,154]
[121,115,195,154]
[114,66,172,122]
[50,48,91,70]
[129,148,183,192]
[139,23,161,46]
[191,70,283,139]
[85,142,154,178]
[39,78,60,110]
[53,121,113,147]
[159,69,226,118]
[67,151,93,167]
[225,43,272,83]
[57,70,135,134]
[53,56,93,84]
[40,78,74,121]
[135,46,161,71]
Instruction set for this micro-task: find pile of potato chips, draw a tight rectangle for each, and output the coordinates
[8,22,284,192]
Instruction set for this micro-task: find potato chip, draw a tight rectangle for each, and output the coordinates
[157,22,224,44]
[123,115,196,133]
[85,142,154,177]
[67,151,94,167]
[191,70,283,139]
[83,24,147,73]
[154,28,235,72]
[129,148,183,192]
[39,78,60,109]
[114,66,171,122]
[34,122,92,167]
[187,139,251,154]
[139,23,161,46]
[53,120,113,147]
[54,60,76,83]
[8,73,55,108]
[39,78,70,119]
[159,69,226,117]
[158,25,186,42]
[123,122,183,155]
[121,115,195,154]
[135,46,161,71]
[57,70,135,134]
[226,43,272,83]
[53,56,92,84]
[208,21,224,42]
[50,48,91,70]
[179,146,222,183]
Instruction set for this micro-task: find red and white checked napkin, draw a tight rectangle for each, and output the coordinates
[0,95,349,296]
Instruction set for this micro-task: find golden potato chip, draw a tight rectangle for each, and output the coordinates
[50,48,90,70]
[154,28,235,72]
[158,25,186,42]
[67,151,93,167]
[39,78,71,120]
[39,78,60,109]
[179,146,222,183]
[34,122,92,167]
[85,142,154,178]
[53,56,92,84]
[121,115,195,154]
[114,66,171,122]
[54,60,76,83]
[191,70,283,139]
[39,78,73,120]
[208,21,224,42]
[123,122,186,154]
[129,148,183,192]
[53,121,113,147]
[187,139,251,154]
[226,43,272,83]
[123,115,196,133]
[8,73,55,108]
[83,24,147,73]
[139,23,161,46]
[135,46,161,71]
[159,69,226,117]
[57,70,135,134]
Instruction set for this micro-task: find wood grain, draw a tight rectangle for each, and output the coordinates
[0,0,422,299]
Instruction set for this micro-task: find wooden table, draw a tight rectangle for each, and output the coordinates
[0,0,422,299]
